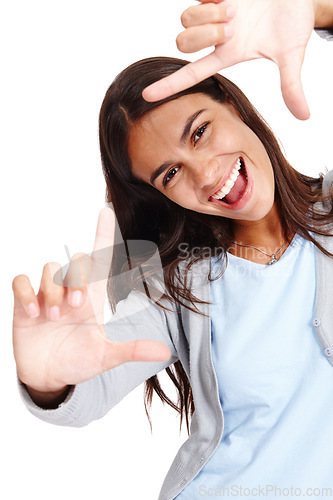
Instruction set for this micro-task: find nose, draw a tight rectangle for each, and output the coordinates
[189,156,219,190]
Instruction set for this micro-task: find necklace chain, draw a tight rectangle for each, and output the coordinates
[230,239,290,265]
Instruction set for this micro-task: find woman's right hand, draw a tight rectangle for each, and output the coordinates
[12,207,171,399]
[143,0,320,120]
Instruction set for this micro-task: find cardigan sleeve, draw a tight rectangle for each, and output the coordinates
[315,28,333,40]
[17,290,180,427]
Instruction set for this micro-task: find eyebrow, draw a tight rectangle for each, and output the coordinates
[150,108,206,186]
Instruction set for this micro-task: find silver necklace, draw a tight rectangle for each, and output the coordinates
[231,240,290,265]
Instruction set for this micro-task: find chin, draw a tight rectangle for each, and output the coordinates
[240,197,275,222]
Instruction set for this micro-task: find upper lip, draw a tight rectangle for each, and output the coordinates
[208,157,241,200]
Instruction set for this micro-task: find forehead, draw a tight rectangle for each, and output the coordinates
[128,93,222,182]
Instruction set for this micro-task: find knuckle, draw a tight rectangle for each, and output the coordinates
[12,274,27,288]
[43,261,60,275]
[42,279,64,295]
[71,252,88,261]
[43,262,62,286]
[71,253,91,272]
[176,32,189,53]
[12,274,29,294]
[42,262,64,293]
[209,25,224,45]
[220,24,228,42]
[44,291,63,306]
[64,273,85,290]
[180,8,192,28]
[208,4,221,22]
[182,63,197,87]
[217,3,227,21]
[65,268,88,291]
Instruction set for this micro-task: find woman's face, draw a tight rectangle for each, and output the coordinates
[128,93,275,222]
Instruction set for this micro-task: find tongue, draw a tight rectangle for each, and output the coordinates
[224,170,247,204]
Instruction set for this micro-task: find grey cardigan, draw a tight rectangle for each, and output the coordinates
[19,169,333,500]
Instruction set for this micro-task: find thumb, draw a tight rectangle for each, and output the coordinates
[102,338,172,370]
[142,52,225,102]
[278,49,310,120]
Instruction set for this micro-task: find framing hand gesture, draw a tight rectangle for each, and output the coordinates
[12,207,171,399]
[143,0,317,120]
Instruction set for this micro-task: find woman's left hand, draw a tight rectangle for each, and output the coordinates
[143,0,317,120]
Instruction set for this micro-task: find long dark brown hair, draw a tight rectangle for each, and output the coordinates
[99,56,333,434]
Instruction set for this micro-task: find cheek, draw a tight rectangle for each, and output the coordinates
[163,185,195,210]
[254,161,276,215]
[254,156,275,201]
[246,135,274,182]
[213,122,257,156]
[212,128,236,151]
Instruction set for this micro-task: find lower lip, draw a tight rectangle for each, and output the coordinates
[210,161,253,211]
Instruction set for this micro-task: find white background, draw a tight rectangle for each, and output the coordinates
[1,1,333,499]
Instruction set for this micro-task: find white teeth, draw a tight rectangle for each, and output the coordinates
[212,191,225,199]
[221,185,231,195]
[225,179,235,189]
[211,158,242,200]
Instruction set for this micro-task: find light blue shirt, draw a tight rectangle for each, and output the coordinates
[176,233,333,499]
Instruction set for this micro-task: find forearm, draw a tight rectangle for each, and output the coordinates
[314,0,333,27]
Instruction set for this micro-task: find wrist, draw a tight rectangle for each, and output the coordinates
[314,0,333,28]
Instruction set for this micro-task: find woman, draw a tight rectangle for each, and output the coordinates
[99,57,333,498]
[13,53,333,498]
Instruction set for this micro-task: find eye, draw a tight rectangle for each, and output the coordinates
[192,122,210,145]
[163,166,180,187]
[161,122,210,188]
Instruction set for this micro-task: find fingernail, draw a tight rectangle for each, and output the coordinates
[49,306,60,321]
[224,24,234,39]
[226,7,235,20]
[27,302,39,318]
[70,290,83,308]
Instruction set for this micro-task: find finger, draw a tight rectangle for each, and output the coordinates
[181,3,234,28]
[278,50,310,120]
[91,207,116,281]
[196,0,226,3]
[177,23,233,53]
[142,51,226,102]
[63,253,91,308]
[102,339,172,369]
[39,262,65,320]
[12,274,40,319]
[88,208,116,324]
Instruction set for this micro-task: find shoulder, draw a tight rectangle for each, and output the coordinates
[177,257,211,287]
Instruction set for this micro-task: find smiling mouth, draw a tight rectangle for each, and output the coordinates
[209,157,248,206]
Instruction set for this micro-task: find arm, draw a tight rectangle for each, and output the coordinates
[13,208,175,426]
[143,0,333,120]
[315,0,333,27]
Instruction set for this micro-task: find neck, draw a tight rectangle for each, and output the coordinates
[230,202,293,264]
[232,202,285,245]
